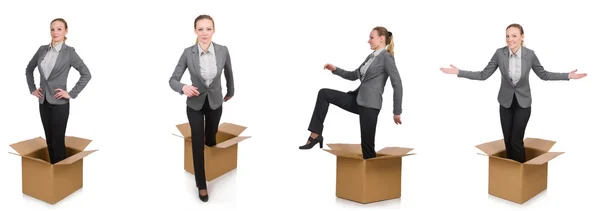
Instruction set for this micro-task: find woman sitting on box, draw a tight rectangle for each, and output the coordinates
[440,23,587,163]
[169,14,235,202]
[299,26,404,160]
[25,18,92,164]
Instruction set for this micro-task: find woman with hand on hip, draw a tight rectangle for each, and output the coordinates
[25,18,92,164]
[440,23,587,163]
[299,26,404,160]
[169,14,235,202]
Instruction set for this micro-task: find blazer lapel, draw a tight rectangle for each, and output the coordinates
[515,47,529,87]
[214,43,223,73]
[362,54,383,82]
[501,46,518,87]
[191,44,208,87]
[46,45,68,80]
[37,45,50,79]
[501,47,510,77]
[356,55,371,81]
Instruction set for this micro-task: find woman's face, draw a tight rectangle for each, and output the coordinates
[368,30,384,50]
[50,21,67,43]
[195,19,214,45]
[505,27,524,50]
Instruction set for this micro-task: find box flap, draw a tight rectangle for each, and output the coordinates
[323,149,362,160]
[327,143,363,155]
[9,137,47,155]
[370,153,416,161]
[475,139,505,155]
[524,152,564,165]
[65,136,92,151]
[524,138,556,152]
[218,122,247,136]
[488,154,523,164]
[215,136,251,148]
[8,152,49,164]
[377,147,413,156]
[175,123,192,138]
[477,153,523,164]
[55,150,98,165]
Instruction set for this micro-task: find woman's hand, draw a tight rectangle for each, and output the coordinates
[440,64,459,75]
[224,96,232,102]
[31,88,42,99]
[568,69,587,79]
[394,115,402,125]
[182,85,200,97]
[54,88,71,99]
[323,63,336,72]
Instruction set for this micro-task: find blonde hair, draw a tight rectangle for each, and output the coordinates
[373,26,394,56]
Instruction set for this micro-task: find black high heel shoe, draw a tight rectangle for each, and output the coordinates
[199,189,209,202]
[299,134,324,150]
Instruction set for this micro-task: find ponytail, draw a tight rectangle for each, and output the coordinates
[387,33,394,56]
[373,26,395,56]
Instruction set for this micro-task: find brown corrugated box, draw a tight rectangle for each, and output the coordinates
[323,143,415,204]
[476,137,564,204]
[9,136,97,204]
[174,122,251,181]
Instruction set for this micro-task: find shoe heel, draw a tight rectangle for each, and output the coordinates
[319,135,324,148]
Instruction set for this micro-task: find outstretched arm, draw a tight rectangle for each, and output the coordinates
[459,52,499,80]
[330,65,360,81]
[441,51,499,80]
[531,52,571,81]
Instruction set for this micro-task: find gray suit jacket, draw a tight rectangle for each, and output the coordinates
[332,50,403,115]
[169,42,234,110]
[458,46,569,108]
[26,44,92,105]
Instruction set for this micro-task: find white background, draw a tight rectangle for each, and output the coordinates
[1,0,598,210]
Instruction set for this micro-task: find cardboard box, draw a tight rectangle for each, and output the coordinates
[323,143,415,204]
[9,136,97,205]
[175,122,250,181]
[476,137,564,204]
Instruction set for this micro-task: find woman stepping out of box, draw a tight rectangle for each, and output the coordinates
[299,26,404,160]
[169,14,235,202]
[440,23,587,163]
[25,18,92,164]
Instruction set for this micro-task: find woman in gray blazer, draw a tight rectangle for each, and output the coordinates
[169,14,235,202]
[25,18,92,165]
[299,26,404,160]
[440,23,587,163]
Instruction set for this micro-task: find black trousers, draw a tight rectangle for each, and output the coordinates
[39,98,70,164]
[308,88,380,159]
[499,94,531,163]
[186,97,222,189]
